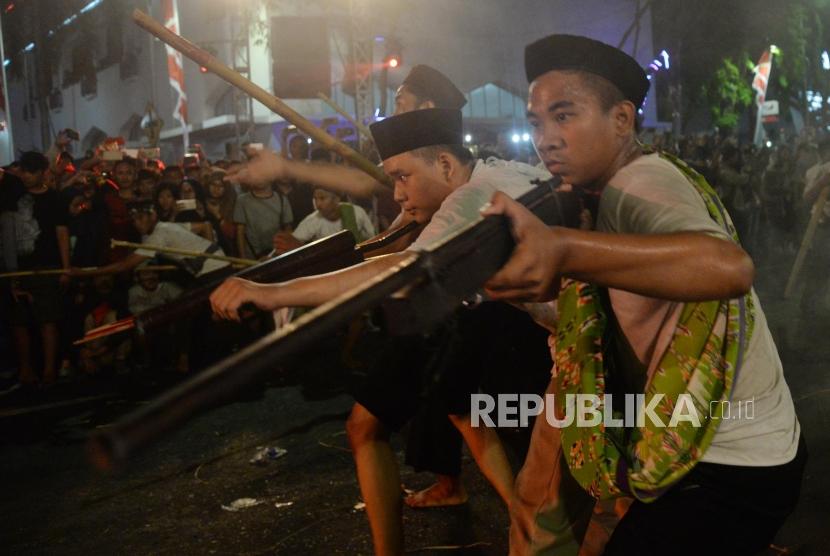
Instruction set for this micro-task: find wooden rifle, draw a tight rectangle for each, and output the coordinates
[88,178,577,469]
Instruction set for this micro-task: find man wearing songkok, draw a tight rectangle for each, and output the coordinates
[210,107,554,555]
[231,64,468,204]
[480,34,804,555]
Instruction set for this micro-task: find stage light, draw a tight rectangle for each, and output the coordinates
[388,57,399,69]
[464,134,472,143]
[511,134,520,143]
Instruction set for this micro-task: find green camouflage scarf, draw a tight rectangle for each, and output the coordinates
[552,150,755,502]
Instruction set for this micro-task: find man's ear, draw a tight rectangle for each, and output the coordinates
[436,152,455,182]
[613,101,637,136]
[419,99,437,109]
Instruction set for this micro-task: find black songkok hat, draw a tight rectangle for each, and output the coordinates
[524,34,650,109]
[401,65,467,110]
[370,108,463,161]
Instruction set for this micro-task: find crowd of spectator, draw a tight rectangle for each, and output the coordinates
[0,131,380,392]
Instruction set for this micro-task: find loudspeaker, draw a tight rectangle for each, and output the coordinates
[271,17,331,99]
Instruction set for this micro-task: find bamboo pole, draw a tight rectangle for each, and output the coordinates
[131,9,391,189]
[0,265,179,279]
[317,92,372,139]
[0,267,95,279]
[111,240,257,267]
[784,186,830,298]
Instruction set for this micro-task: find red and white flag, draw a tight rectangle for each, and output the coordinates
[752,49,772,107]
[162,0,189,149]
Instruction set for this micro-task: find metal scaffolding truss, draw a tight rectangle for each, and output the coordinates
[349,0,374,151]
[230,13,254,150]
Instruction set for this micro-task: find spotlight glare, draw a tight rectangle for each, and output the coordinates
[464,134,472,143]
[511,133,520,143]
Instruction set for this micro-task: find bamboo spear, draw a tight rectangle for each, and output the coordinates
[316,92,373,139]
[131,9,392,188]
[111,240,257,266]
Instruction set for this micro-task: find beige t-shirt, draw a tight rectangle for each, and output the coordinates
[595,153,800,467]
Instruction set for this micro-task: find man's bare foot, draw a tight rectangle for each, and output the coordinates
[404,476,468,508]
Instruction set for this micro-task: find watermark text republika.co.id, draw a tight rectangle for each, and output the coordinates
[470,393,756,428]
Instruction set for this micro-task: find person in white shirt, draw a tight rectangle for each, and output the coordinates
[72,202,230,279]
[272,188,375,254]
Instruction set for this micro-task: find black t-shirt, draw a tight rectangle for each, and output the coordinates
[279,184,315,227]
[18,188,67,270]
[61,185,109,267]
[0,171,25,212]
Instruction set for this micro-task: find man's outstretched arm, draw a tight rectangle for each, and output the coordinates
[483,192,754,303]
[209,252,408,321]
[229,150,385,200]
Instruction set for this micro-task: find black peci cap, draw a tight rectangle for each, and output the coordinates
[524,34,650,108]
[401,65,467,110]
[369,108,463,161]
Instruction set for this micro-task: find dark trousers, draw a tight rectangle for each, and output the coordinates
[403,303,551,477]
[604,435,808,556]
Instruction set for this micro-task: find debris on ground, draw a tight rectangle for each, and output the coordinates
[249,446,287,465]
[221,498,264,512]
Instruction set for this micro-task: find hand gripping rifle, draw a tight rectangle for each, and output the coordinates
[88,178,575,469]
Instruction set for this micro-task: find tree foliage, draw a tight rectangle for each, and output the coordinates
[653,0,829,132]
[703,55,754,130]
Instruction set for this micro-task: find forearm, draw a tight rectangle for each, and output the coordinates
[56,226,71,269]
[262,252,406,308]
[285,160,383,199]
[236,226,249,259]
[557,228,754,301]
[1,212,17,271]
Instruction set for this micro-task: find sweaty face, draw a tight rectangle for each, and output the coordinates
[383,153,453,224]
[208,181,225,199]
[527,71,624,188]
[114,163,136,188]
[313,190,340,221]
[138,179,155,198]
[137,270,160,291]
[131,212,156,236]
[180,182,195,200]
[157,189,175,212]
[20,169,44,189]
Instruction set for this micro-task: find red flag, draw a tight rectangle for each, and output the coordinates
[162,0,189,149]
[752,50,771,107]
